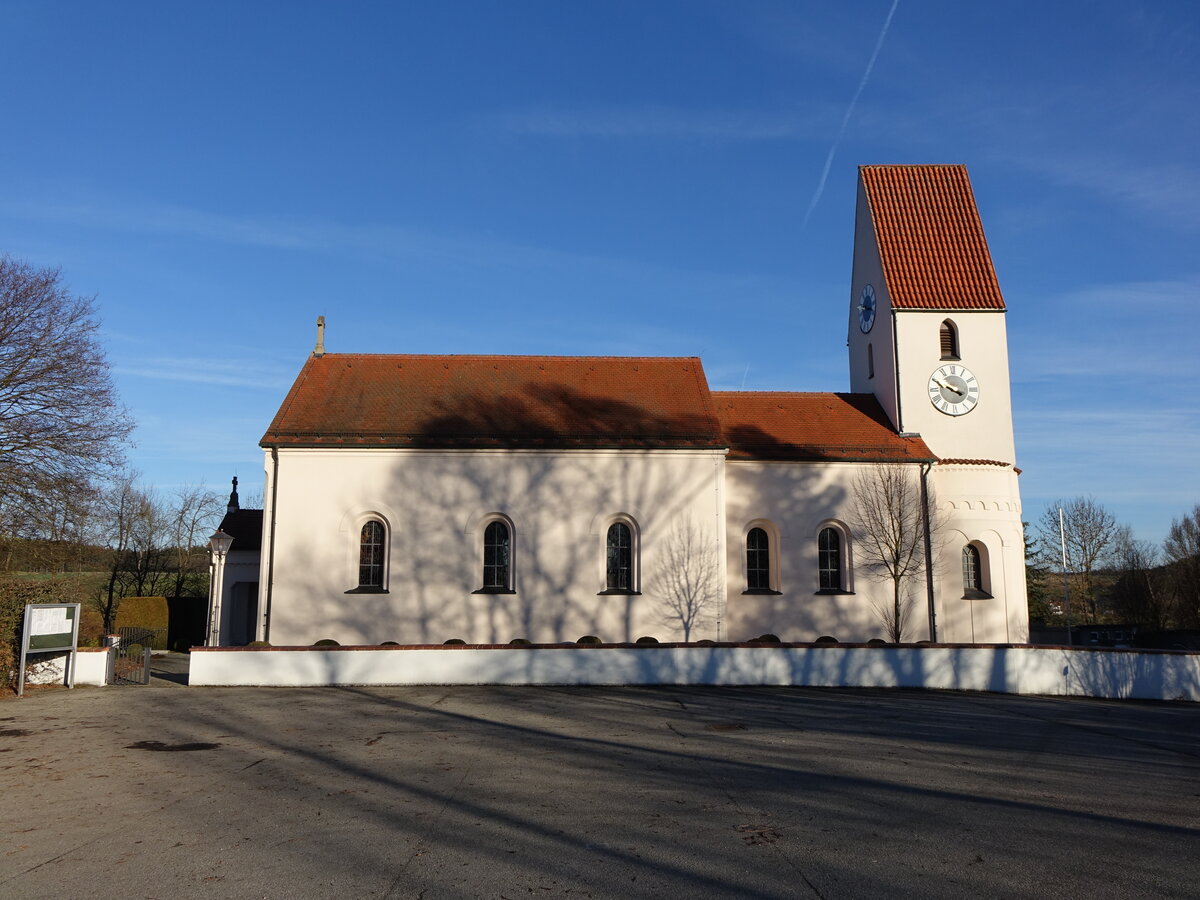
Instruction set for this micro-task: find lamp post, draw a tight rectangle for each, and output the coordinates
[207,528,234,647]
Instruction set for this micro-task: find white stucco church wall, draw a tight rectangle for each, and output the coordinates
[263,448,727,645]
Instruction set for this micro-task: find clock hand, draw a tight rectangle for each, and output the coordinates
[933,376,964,396]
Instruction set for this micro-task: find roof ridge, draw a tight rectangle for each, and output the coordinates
[859,163,966,171]
[311,353,704,362]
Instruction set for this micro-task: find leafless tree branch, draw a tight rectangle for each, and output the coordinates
[0,256,132,541]
[849,465,934,642]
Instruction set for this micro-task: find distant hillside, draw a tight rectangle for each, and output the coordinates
[0,537,110,574]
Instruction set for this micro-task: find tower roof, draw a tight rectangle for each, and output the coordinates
[860,165,1005,311]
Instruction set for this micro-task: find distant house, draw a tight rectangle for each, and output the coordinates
[217,165,1028,647]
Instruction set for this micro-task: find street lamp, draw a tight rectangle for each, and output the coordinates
[207,528,234,647]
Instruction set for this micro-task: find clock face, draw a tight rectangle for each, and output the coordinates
[928,364,979,416]
[857,284,876,333]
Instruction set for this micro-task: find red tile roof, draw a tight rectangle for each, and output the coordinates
[861,165,1005,311]
[713,392,935,462]
[262,354,725,449]
[264,356,939,462]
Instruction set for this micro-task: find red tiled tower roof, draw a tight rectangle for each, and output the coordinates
[713,392,935,462]
[861,164,1006,311]
[261,354,725,449]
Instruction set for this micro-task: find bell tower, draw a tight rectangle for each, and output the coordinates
[846,164,1027,643]
[847,164,1015,465]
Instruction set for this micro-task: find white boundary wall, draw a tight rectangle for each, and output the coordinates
[25,647,110,687]
[190,645,1200,702]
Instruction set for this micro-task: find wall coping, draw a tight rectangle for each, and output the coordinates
[191,642,1197,655]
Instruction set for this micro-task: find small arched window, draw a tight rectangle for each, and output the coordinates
[606,522,633,592]
[867,343,874,379]
[358,520,385,590]
[940,320,960,360]
[818,527,842,592]
[962,544,990,598]
[483,520,511,590]
[747,527,770,590]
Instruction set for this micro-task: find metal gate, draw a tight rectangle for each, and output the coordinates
[106,626,162,685]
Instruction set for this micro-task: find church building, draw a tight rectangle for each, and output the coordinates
[215,165,1028,647]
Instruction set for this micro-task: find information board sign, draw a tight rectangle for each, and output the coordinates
[18,603,81,696]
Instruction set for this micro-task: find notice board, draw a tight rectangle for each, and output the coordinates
[18,603,81,696]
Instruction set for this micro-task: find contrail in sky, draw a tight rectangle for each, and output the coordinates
[802,0,900,228]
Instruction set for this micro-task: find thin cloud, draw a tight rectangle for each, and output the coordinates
[115,357,295,390]
[1018,407,1200,470]
[1013,275,1200,380]
[0,191,789,303]
[1029,157,1200,227]
[487,105,833,141]
[802,0,900,228]
[1018,405,1200,517]
[1056,276,1200,310]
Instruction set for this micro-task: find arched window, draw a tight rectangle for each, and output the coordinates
[358,520,385,590]
[483,520,511,590]
[867,343,874,379]
[606,522,633,592]
[940,320,960,360]
[962,543,990,598]
[818,527,842,592]
[962,544,980,591]
[747,527,770,590]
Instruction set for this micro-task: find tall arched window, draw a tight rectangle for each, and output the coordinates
[358,520,385,590]
[483,520,511,590]
[867,342,875,379]
[940,319,960,360]
[962,544,983,597]
[606,522,633,592]
[747,527,770,590]
[818,527,842,592]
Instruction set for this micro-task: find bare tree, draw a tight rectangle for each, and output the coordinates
[0,257,132,541]
[1112,527,1170,632]
[164,484,223,598]
[1036,497,1120,624]
[1163,505,1200,629]
[96,474,169,632]
[655,516,721,641]
[849,465,932,642]
[0,473,100,573]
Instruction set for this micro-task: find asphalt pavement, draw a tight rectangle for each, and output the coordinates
[1,675,1197,898]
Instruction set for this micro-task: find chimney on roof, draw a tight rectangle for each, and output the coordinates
[314,316,326,357]
[227,476,239,515]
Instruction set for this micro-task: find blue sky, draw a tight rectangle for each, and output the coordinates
[1,1,1196,544]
